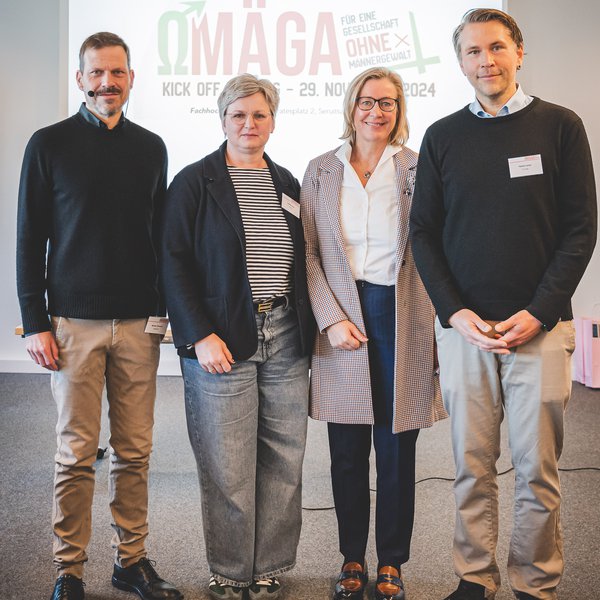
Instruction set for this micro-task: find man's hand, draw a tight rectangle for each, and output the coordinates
[495,310,542,348]
[326,320,368,350]
[448,309,510,354]
[25,331,59,371]
[194,333,235,374]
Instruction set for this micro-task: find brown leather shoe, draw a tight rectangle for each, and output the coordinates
[375,566,404,600]
[333,562,368,599]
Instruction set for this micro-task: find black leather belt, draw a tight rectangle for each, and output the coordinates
[254,296,287,313]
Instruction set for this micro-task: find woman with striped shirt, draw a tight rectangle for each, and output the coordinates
[161,74,314,600]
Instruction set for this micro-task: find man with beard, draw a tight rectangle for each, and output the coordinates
[17,32,182,600]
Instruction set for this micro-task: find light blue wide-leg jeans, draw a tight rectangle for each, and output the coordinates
[181,304,309,587]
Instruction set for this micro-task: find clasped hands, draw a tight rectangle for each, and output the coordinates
[448,308,543,354]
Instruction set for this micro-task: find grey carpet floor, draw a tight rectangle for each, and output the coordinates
[0,373,598,600]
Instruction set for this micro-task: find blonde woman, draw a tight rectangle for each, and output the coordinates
[301,67,445,600]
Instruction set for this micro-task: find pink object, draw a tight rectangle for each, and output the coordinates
[573,317,600,388]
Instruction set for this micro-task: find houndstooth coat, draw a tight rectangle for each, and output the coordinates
[300,145,446,433]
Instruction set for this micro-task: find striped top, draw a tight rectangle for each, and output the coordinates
[228,166,294,301]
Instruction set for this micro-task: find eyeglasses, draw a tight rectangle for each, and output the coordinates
[355,97,398,112]
[226,111,272,124]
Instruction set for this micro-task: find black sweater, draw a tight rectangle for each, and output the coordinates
[410,98,597,329]
[17,106,168,334]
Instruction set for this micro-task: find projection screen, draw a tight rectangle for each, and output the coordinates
[68,0,503,181]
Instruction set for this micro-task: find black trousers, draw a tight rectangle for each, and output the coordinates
[328,281,419,570]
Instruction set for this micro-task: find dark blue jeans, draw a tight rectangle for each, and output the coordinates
[328,281,419,570]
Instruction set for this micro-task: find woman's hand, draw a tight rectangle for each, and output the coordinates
[194,333,235,373]
[326,320,368,350]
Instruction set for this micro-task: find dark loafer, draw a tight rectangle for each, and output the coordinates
[112,557,183,600]
[443,580,487,600]
[333,562,368,600]
[374,566,404,600]
[51,574,85,600]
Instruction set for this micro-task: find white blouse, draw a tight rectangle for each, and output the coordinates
[335,141,400,285]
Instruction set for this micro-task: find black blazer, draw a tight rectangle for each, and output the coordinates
[161,141,315,360]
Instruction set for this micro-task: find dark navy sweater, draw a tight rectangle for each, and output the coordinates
[410,97,597,329]
[17,105,168,334]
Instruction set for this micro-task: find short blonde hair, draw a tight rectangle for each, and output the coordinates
[341,67,409,146]
[453,8,524,60]
[217,74,279,121]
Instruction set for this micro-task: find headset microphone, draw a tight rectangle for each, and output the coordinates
[87,90,95,97]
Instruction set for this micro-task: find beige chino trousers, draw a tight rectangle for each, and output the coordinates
[435,319,575,600]
[50,317,160,577]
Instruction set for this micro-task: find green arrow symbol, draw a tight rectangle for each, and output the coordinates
[182,1,206,17]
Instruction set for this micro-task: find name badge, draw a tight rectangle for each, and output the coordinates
[282,193,300,218]
[145,316,169,335]
[508,154,543,178]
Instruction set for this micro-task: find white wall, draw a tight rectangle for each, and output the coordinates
[0,0,64,372]
[1,1,599,373]
[507,0,600,319]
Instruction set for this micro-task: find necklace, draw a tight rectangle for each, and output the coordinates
[350,149,380,182]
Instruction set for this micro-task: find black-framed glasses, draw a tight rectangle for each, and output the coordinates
[356,97,398,112]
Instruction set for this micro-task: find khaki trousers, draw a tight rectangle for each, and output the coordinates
[50,317,160,577]
[435,320,575,600]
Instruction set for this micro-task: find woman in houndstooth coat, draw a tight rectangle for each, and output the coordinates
[300,67,446,600]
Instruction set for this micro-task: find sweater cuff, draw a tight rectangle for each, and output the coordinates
[526,305,558,332]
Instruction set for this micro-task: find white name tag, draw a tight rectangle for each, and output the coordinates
[508,154,543,178]
[145,316,169,335]
[282,193,300,218]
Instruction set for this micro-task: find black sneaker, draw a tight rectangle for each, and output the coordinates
[112,557,183,599]
[51,574,85,600]
[443,580,487,600]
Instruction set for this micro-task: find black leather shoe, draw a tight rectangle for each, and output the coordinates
[51,574,85,600]
[443,580,487,600]
[516,594,537,599]
[333,562,368,600]
[112,558,183,600]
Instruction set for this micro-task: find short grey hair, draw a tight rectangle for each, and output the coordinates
[453,8,524,60]
[217,74,280,121]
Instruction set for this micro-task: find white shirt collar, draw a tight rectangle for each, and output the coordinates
[335,140,400,170]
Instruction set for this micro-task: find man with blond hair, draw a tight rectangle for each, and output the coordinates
[411,8,596,600]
